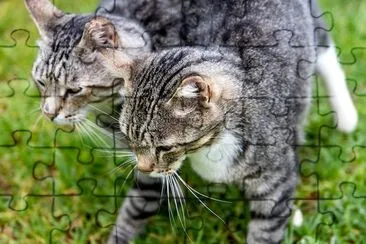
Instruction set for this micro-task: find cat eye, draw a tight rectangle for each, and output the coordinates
[36,79,46,88]
[157,146,174,152]
[66,87,83,95]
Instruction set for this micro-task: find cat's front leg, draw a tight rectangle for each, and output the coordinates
[243,154,297,244]
[108,173,163,244]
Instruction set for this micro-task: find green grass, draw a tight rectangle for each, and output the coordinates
[0,0,366,243]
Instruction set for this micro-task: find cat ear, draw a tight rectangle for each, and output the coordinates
[78,16,120,50]
[25,0,65,40]
[176,76,214,103]
[97,49,136,91]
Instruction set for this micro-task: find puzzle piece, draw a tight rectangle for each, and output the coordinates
[1,0,366,243]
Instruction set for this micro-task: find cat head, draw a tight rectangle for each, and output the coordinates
[25,0,150,124]
[102,48,242,177]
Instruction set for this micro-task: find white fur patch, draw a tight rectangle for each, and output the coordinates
[316,46,358,133]
[177,84,198,98]
[189,131,241,183]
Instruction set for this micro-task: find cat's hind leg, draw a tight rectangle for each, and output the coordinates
[243,147,297,244]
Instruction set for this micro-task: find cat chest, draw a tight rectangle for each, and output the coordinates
[188,132,241,183]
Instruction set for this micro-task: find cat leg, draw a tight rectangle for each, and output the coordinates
[243,154,297,244]
[108,173,163,244]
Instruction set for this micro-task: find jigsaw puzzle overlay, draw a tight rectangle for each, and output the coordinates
[1,0,366,243]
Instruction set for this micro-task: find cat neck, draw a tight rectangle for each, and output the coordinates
[189,130,242,183]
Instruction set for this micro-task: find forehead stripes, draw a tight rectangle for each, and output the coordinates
[127,50,189,143]
[125,49,226,144]
[33,15,91,86]
[52,15,91,51]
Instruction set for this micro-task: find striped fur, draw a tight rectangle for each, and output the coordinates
[103,0,356,243]
[26,0,150,124]
[108,40,313,243]
[108,43,308,243]
[26,0,357,243]
[108,174,164,244]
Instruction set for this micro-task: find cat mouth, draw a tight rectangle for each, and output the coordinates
[52,113,86,125]
[148,169,176,178]
[144,160,184,178]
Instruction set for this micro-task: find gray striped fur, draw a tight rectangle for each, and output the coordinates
[26,0,347,243]
[101,1,320,243]
[26,0,150,124]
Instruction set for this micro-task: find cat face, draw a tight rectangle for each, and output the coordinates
[112,49,240,177]
[32,36,124,124]
[26,0,149,124]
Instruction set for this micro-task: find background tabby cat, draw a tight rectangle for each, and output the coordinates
[97,0,356,243]
[0,0,364,243]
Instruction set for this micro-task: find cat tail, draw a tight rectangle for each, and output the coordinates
[316,45,358,133]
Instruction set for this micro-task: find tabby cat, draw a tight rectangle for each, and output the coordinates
[96,0,358,244]
[25,0,150,125]
[26,0,358,243]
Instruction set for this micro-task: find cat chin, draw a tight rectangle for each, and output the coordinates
[53,117,74,125]
[146,160,184,178]
[52,114,85,125]
[148,171,173,178]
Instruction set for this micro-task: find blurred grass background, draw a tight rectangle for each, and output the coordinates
[0,0,365,243]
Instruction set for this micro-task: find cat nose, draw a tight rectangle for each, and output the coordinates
[137,166,153,173]
[43,112,56,121]
[43,103,56,120]
[43,98,59,121]
[136,156,156,173]
[137,162,155,173]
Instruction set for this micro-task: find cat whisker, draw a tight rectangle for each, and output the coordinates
[160,176,166,208]
[118,165,137,195]
[83,119,110,139]
[83,119,125,148]
[114,149,135,156]
[77,122,101,149]
[84,118,115,139]
[31,113,44,131]
[75,122,92,148]
[175,173,231,204]
[166,175,176,233]
[174,172,226,224]
[171,176,186,231]
[103,159,135,176]
[94,148,135,158]
[27,106,41,116]
[114,154,135,158]
[171,175,191,241]
[172,176,187,223]
[81,120,112,148]
[88,104,120,123]
[94,153,133,158]
[118,158,136,167]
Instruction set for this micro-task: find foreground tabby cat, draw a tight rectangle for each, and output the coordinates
[25,0,150,124]
[26,0,358,243]
[96,0,358,243]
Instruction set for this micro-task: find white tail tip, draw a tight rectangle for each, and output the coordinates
[334,101,358,133]
[292,209,303,227]
[316,46,358,133]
